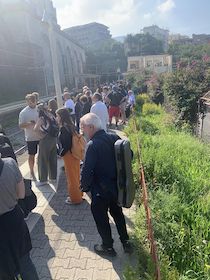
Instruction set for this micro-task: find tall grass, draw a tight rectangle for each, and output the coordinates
[125,103,210,280]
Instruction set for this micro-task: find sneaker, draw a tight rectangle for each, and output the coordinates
[30,173,37,181]
[36,181,48,187]
[65,197,85,205]
[65,196,72,204]
[94,244,117,257]
[122,240,134,254]
[49,179,57,185]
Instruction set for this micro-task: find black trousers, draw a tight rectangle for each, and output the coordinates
[91,195,129,248]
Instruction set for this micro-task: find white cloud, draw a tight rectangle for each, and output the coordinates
[143,13,152,19]
[157,0,175,14]
[53,0,142,36]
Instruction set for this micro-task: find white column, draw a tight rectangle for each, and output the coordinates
[48,22,63,108]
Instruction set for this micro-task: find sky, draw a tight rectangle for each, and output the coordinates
[52,0,210,37]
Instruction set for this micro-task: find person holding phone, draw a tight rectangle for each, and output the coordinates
[19,94,41,180]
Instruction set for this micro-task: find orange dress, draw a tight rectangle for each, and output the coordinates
[63,151,83,204]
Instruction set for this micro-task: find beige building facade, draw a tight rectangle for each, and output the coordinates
[127,54,172,74]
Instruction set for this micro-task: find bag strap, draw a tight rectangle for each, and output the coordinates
[0,158,4,176]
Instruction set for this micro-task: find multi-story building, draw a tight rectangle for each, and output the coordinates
[127,54,172,74]
[143,25,169,51]
[64,22,112,50]
[169,33,191,44]
[0,0,86,104]
[192,34,210,45]
[169,33,210,46]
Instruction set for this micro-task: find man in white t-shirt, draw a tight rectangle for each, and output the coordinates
[64,92,75,123]
[90,93,109,131]
[19,94,41,179]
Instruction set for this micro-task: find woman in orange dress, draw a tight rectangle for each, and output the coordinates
[56,108,83,204]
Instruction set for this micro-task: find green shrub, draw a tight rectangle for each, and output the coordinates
[141,119,160,135]
[136,94,151,108]
[142,103,162,115]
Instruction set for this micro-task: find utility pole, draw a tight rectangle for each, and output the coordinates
[42,10,63,108]
[48,22,63,107]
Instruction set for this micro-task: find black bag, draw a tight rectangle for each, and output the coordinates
[0,158,4,175]
[48,118,59,137]
[18,179,37,217]
[0,133,17,162]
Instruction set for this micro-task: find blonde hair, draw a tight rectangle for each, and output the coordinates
[31,92,39,101]
[25,93,36,103]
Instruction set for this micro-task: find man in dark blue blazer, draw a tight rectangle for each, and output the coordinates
[80,113,132,257]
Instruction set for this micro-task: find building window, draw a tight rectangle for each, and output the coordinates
[155,61,162,67]
[146,60,152,67]
[130,63,137,69]
[129,61,139,70]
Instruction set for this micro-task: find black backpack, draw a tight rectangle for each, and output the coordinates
[18,179,37,217]
[0,133,17,162]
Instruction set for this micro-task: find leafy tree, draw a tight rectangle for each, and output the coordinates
[163,59,210,127]
[168,43,210,64]
[124,33,164,56]
[86,39,127,82]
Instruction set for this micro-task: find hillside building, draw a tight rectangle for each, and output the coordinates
[64,22,112,50]
[143,25,169,51]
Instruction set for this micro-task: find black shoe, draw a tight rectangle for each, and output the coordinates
[123,240,134,254]
[94,244,117,257]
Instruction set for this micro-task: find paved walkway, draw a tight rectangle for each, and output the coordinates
[19,129,137,280]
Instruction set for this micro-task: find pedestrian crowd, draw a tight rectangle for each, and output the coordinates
[0,81,135,279]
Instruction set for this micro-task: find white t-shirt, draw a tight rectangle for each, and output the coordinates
[19,106,41,141]
[90,101,109,131]
[128,93,136,106]
[64,99,75,115]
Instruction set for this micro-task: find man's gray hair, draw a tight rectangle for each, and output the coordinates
[80,113,102,130]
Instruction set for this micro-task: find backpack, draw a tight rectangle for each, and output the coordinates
[43,117,59,137]
[71,133,86,160]
[0,133,17,162]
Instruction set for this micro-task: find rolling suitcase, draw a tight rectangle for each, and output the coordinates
[114,139,135,208]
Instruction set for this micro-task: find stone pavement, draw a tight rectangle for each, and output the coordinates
[30,170,137,280]
[19,128,137,280]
